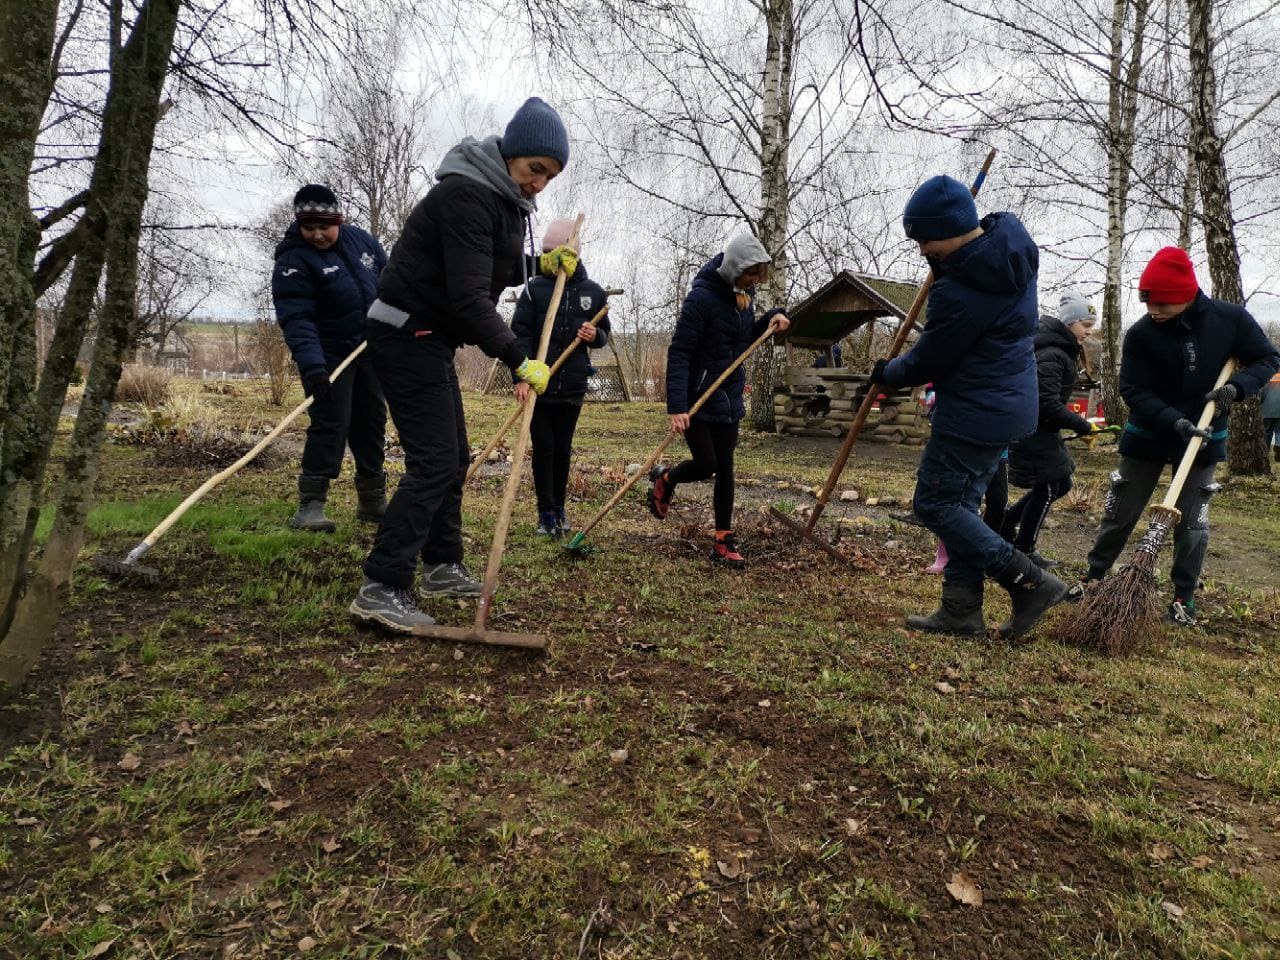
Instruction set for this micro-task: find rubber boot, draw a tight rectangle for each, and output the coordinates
[905,580,985,636]
[289,475,336,532]
[925,540,949,574]
[993,550,1069,639]
[354,473,387,524]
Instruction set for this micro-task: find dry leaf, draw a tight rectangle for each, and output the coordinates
[453,647,464,661]
[88,836,103,851]
[934,681,956,695]
[741,827,762,844]
[529,827,545,838]
[94,902,113,914]
[255,776,274,794]
[174,720,194,738]
[321,837,341,854]
[1161,901,1184,920]
[717,858,742,879]
[297,935,317,953]
[118,753,141,772]
[86,939,116,958]
[756,699,771,708]
[15,817,37,827]
[1150,841,1175,862]
[946,871,984,907]
[843,818,866,837]
[1189,855,1214,869]
[268,799,293,812]
[943,666,963,680]
[609,749,628,764]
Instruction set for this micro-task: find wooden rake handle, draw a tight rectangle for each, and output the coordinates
[573,318,784,544]
[1157,358,1236,515]
[464,293,620,484]
[473,213,585,631]
[128,341,368,556]
[805,149,997,533]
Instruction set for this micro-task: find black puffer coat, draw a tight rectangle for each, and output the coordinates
[511,262,611,404]
[1009,316,1091,487]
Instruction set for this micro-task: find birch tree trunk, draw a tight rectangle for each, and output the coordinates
[0,0,183,693]
[1187,0,1269,475]
[1099,0,1149,428]
[747,0,794,432]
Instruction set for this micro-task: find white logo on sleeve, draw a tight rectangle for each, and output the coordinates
[322,265,340,275]
[360,252,375,270]
[281,268,299,277]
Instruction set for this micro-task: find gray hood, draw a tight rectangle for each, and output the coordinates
[716,232,771,288]
[435,135,535,214]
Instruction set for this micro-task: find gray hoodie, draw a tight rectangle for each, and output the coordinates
[716,232,771,288]
[434,135,535,215]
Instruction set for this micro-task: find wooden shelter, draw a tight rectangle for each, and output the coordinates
[774,271,930,444]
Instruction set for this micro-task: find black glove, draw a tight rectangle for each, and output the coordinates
[869,358,890,385]
[1203,383,1239,417]
[1173,418,1211,441]
[302,368,332,401]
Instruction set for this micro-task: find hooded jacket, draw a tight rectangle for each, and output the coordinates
[272,222,386,375]
[1008,316,1091,487]
[375,135,538,369]
[511,262,611,404]
[666,253,783,424]
[881,212,1039,446]
[1118,291,1280,464]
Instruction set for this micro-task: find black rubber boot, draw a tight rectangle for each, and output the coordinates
[993,550,1069,639]
[354,473,387,524]
[905,581,986,636]
[288,475,336,532]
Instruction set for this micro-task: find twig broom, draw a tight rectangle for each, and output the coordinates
[1056,359,1236,654]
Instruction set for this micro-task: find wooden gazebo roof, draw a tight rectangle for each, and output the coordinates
[782,271,923,349]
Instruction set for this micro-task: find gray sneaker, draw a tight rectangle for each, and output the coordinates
[349,577,436,632]
[421,562,483,597]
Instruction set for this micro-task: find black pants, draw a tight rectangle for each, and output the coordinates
[362,327,467,589]
[1003,476,1072,553]
[1086,455,1217,602]
[530,400,582,514]
[300,351,386,479]
[668,420,739,530]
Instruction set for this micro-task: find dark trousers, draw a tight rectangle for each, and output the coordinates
[1003,476,1072,553]
[530,401,582,513]
[913,433,1013,587]
[668,420,739,530]
[983,459,1009,533]
[362,327,467,589]
[1265,417,1279,447]
[1086,455,1217,602]
[300,351,386,479]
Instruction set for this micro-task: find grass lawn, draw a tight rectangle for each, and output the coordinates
[2,383,1278,958]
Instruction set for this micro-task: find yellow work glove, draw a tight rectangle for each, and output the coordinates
[515,358,550,395]
[538,245,579,278]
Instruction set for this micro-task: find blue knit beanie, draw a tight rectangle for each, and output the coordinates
[902,175,979,242]
[500,97,570,170]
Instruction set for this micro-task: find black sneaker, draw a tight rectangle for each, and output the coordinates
[350,578,436,632]
[421,561,483,597]
[555,506,570,536]
[1166,597,1197,626]
[535,509,560,538]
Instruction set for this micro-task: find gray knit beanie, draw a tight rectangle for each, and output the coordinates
[500,97,570,170]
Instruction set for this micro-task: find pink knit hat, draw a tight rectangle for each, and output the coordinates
[541,218,580,252]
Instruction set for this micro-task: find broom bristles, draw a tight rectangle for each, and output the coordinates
[1055,508,1177,655]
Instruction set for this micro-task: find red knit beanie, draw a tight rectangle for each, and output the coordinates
[1139,246,1199,303]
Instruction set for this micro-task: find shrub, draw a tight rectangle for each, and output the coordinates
[115,364,172,407]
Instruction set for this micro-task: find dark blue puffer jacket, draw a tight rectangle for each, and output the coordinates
[511,262,611,404]
[1119,291,1280,464]
[882,212,1039,445]
[666,254,782,424]
[271,223,387,376]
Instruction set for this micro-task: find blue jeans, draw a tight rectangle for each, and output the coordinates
[913,434,1014,587]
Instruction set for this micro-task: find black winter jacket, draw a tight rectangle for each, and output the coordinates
[1118,292,1280,464]
[1009,316,1091,487]
[511,263,611,404]
[666,254,783,424]
[880,213,1039,446]
[378,175,536,370]
[272,223,386,375]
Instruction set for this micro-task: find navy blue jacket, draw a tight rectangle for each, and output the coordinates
[1009,316,1091,487]
[1119,292,1280,464]
[882,212,1039,446]
[511,263,611,404]
[272,223,387,375]
[666,254,782,424]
